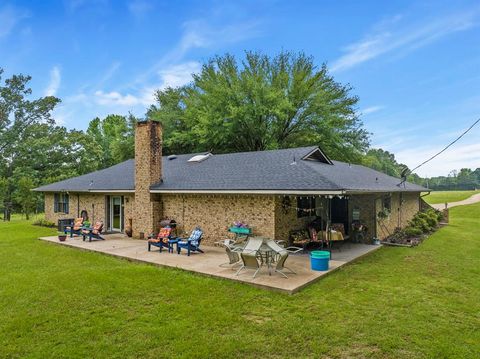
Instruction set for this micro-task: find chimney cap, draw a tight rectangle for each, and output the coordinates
[136,119,162,126]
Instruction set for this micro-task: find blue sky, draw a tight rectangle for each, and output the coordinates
[1,0,479,177]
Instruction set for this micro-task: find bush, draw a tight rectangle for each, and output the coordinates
[409,216,431,233]
[33,218,56,228]
[405,226,423,237]
[420,211,438,228]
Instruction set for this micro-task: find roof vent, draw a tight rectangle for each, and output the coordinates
[302,148,333,165]
[168,155,177,160]
[188,153,212,163]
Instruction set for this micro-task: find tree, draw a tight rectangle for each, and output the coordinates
[85,114,136,169]
[0,177,7,219]
[0,68,60,220]
[14,177,36,220]
[362,148,407,177]
[148,51,370,161]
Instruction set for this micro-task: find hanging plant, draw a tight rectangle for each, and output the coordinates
[377,208,391,220]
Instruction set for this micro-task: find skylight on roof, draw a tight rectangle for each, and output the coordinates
[188,153,212,163]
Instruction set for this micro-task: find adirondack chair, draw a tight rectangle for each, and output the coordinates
[82,221,104,242]
[175,227,203,256]
[64,217,84,238]
[147,227,174,253]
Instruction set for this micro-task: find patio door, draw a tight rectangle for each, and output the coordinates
[110,196,123,232]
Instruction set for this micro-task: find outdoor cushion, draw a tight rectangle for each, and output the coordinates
[180,228,202,246]
[158,227,172,243]
[73,218,83,230]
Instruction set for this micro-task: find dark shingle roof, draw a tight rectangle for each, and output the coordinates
[34,160,135,192]
[34,146,427,193]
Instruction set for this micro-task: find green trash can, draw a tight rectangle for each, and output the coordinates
[310,250,330,271]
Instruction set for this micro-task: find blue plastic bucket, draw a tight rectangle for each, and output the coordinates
[310,251,330,271]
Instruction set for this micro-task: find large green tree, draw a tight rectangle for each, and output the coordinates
[14,177,36,220]
[85,114,136,169]
[0,69,60,219]
[148,51,370,161]
[362,148,407,177]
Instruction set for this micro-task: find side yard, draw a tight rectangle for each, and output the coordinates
[0,205,479,358]
[423,190,480,204]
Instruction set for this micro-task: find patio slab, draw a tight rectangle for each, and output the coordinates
[38,234,381,293]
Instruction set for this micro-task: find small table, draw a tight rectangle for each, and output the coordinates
[167,238,179,253]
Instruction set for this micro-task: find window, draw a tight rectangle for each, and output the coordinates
[297,196,316,218]
[54,193,69,213]
[383,195,391,212]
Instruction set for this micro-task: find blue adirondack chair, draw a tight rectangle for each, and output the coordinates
[82,221,105,242]
[64,217,84,238]
[147,226,174,253]
[175,227,204,256]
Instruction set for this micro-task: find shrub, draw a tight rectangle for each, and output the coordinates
[409,216,431,233]
[33,218,56,228]
[405,226,423,237]
[422,211,438,228]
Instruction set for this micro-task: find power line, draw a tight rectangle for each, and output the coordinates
[410,117,480,174]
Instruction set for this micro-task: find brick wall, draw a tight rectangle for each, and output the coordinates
[160,194,276,245]
[45,193,135,230]
[44,193,106,224]
[375,192,420,239]
[45,190,421,243]
[349,194,377,240]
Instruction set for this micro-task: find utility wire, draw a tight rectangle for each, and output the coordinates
[410,117,480,174]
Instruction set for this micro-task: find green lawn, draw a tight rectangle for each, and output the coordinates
[1,207,479,359]
[423,190,480,204]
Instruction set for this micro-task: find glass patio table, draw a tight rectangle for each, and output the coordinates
[232,237,277,274]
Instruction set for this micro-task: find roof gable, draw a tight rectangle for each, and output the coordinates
[301,147,333,165]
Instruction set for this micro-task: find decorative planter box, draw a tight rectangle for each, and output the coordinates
[228,226,252,235]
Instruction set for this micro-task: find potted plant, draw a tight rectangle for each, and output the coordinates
[377,208,391,220]
[58,232,67,242]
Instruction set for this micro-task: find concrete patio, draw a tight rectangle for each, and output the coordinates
[38,234,381,293]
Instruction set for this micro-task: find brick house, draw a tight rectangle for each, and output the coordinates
[35,120,427,244]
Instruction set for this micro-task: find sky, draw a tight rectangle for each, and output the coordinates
[1,0,479,177]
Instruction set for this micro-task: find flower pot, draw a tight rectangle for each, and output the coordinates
[58,235,67,242]
[125,225,133,237]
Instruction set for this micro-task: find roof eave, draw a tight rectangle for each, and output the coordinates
[149,189,345,195]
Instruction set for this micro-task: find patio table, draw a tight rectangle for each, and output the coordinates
[233,237,276,275]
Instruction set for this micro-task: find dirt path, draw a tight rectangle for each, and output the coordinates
[431,193,480,210]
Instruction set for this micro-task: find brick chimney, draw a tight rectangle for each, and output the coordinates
[133,120,162,238]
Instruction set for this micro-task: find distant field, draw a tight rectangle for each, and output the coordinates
[423,190,480,204]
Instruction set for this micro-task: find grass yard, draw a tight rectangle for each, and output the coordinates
[423,190,480,204]
[1,206,479,358]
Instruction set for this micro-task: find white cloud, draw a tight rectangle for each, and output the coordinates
[158,61,201,89]
[0,5,29,38]
[44,66,61,96]
[360,105,384,115]
[95,61,201,107]
[331,8,480,72]
[94,90,142,106]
